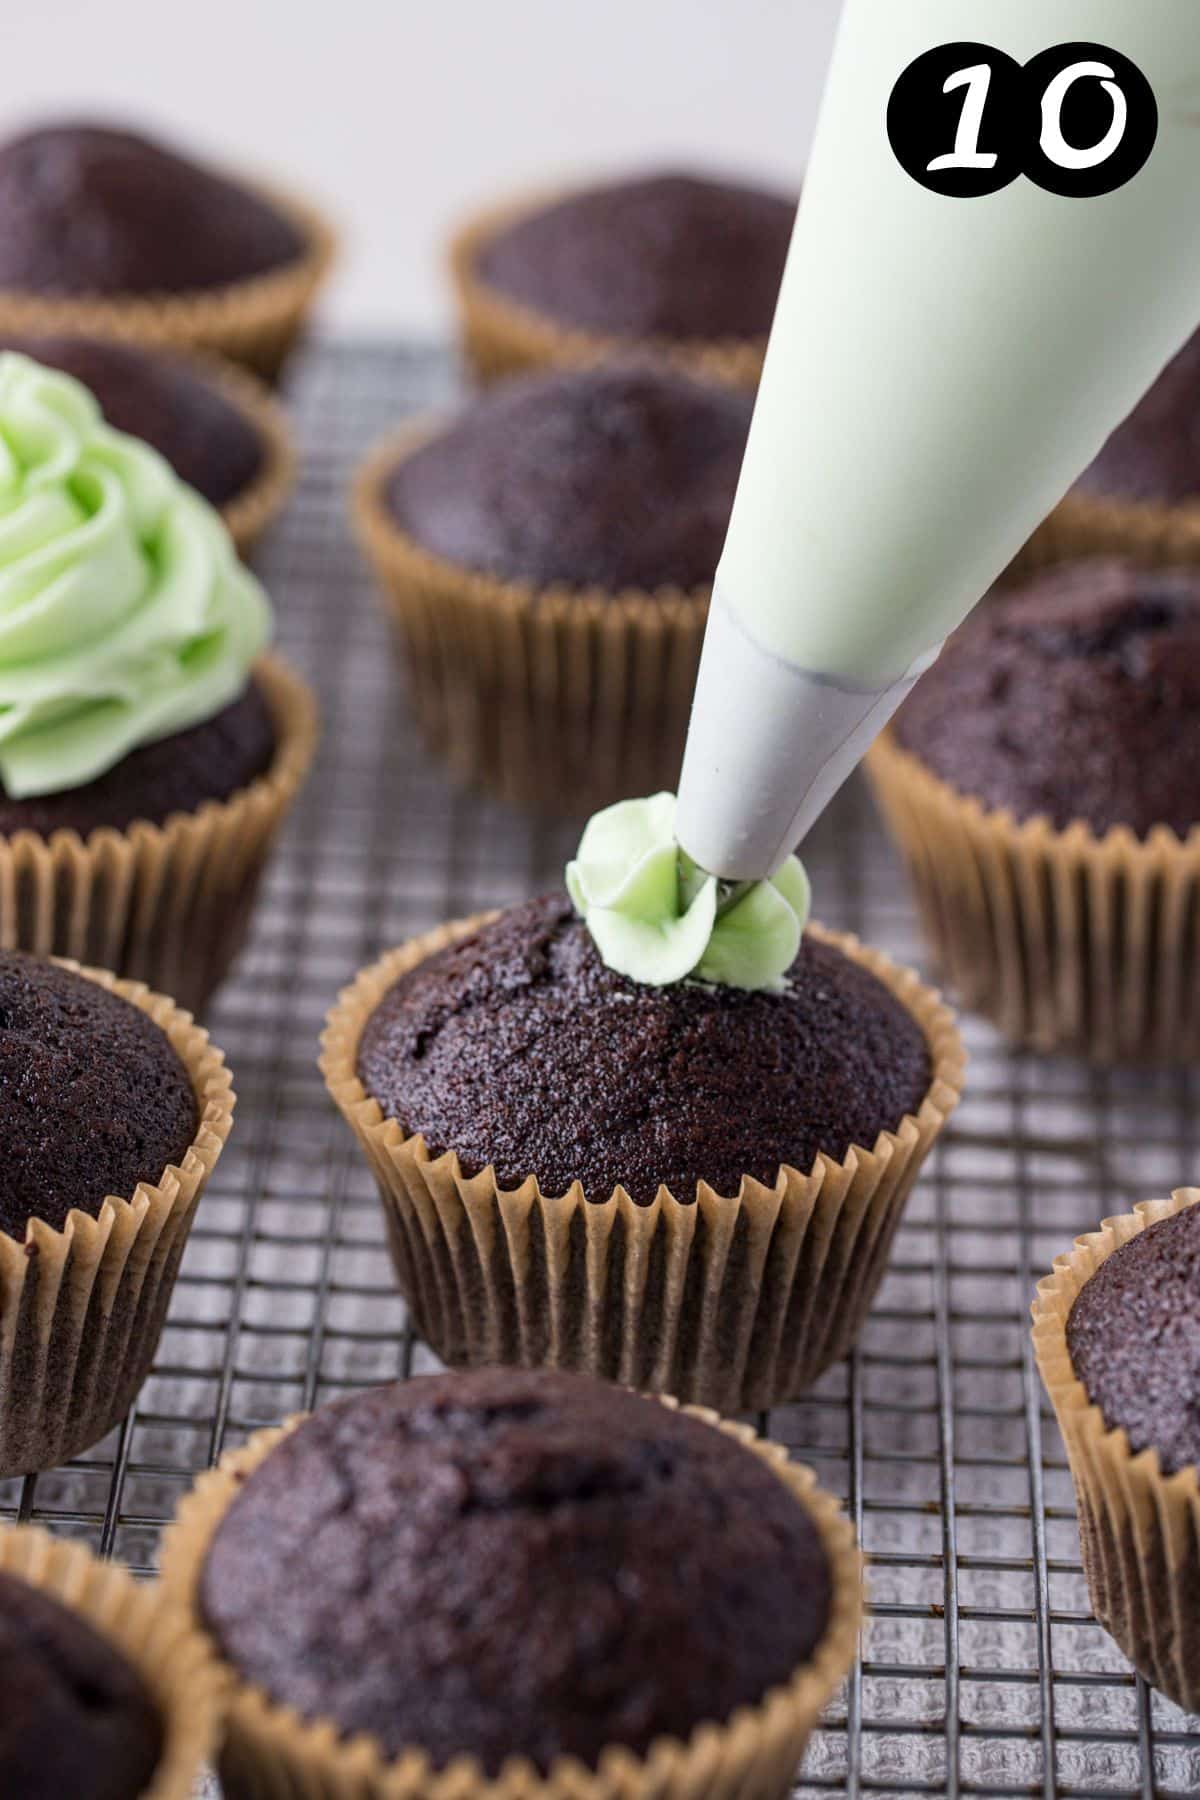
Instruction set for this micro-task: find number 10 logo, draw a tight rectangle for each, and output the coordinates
[887,41,1158,198]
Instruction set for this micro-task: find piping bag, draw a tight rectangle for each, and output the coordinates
[676,0,1200,883]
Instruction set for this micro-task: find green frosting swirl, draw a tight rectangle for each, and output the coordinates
[0,351,270,799]
[566,792,811,990]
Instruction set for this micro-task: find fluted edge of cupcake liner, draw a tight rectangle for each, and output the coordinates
[0,965,234,1476]
[0,652,318,1016]
[865,729,1200,1062]
[320,915,965,1413]
[352,425,709,815]
[1025,489,1200,572]
[448,193,765,391]
[1032,1188,1200,1709]
[0,179,337,383]
[192,348,297,555]
[0,1523,222,1799]
[160,1399,862,1800]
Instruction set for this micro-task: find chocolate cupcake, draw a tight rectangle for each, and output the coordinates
[451,170,795,388]
[324,803,963,1411]
[0,350,316,1013]
[0,952,233,1474]
[0,123,334,380]
[0,1569,163,1799]
[162,1368,861,1800]
[1034,1188,1200,1710]
[354,364,752,813]
[1032,327,1200,568]
[0,334,294,552]
[867,559,1200,1059]
[0,1525,219,1800]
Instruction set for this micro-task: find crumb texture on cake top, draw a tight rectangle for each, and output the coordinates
[476,171,795,341]
[199,1367,833,1775]
[357,894,931,1204]
[0,123,305,296]
[383,365,752,592]
[893,559,1200,836]
[1067,1202,1200,1476]
[0,952,197,1238]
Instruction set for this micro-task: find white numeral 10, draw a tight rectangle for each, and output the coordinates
[927,57,1131,177]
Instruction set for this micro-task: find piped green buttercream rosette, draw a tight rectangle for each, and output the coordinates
[0,351,269,800]
[566,792,811,990]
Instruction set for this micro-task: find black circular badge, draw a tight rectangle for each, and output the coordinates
[1022,43,1158,197]
[887,43,1029,198]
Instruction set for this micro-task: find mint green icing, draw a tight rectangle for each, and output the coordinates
[566,792,811,990]
[0,351,270,799]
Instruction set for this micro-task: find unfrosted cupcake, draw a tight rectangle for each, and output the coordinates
[867,558,1200,1059]
[354,363,752,813]
[324,795,963,1409]
[0,951,233,1474]
[1034,1188,1200,1709]
[0,1525,220,1800]
[0,334,294,552]
[162,1367,861,1800]
[451,170,795,388]
[1032,327,1200,568]
[0,350,316,1012]
[0,122,334,380]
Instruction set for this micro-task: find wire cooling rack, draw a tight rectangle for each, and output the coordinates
[4,342,1199,1800]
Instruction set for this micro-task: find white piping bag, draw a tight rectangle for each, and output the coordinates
[676,0,1200,881]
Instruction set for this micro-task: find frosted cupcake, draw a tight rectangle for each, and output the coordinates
[0,123,334,381]
[0,351,316,1013]
[324,794,964,1410]
[451,170,795,388]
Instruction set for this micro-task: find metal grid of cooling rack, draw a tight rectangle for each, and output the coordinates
[4,341,1199,1800]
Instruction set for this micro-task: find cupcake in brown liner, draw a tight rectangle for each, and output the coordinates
[450,171,794,389]
[866,559,1200,1061]
[1033,1187,1200,1709]
[353,364,752,814]
[1028,327,1200,571]
[1,651,317,1016]
[0,952,233,1475]
[0,350,317,1014]
[0,334,295,556]
[321,888,963,1411]
[0,1523,221,1799]
[0,123,334,382]
[160,1367,862,1800]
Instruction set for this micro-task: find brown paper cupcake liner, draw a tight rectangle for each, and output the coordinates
[0,652,318,1017]
[0,179,336,384]
[161,1398,862,1800]
[353,425,709,816]
[1032,1188,1200,1709]
[321,916,964,1412]
[449,193,765,390]
[865,729,1200,1062]
[0,1523,221,1798]
[190,348,297,555]
[0,963,234,1475]
[1024,488,1200,573]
